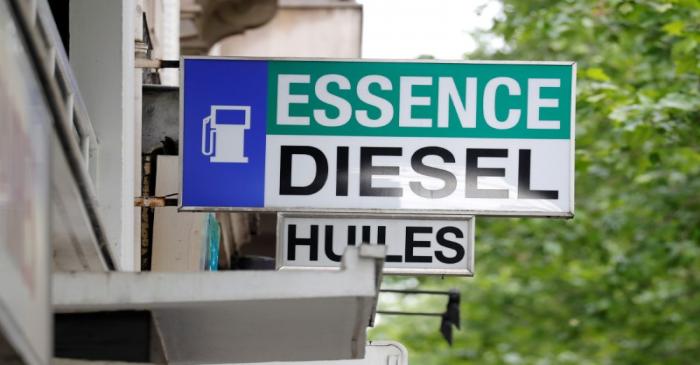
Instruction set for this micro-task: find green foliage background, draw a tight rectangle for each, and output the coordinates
[369,1,700,364]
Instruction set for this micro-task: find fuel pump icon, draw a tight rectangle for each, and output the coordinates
[201,105,251,163]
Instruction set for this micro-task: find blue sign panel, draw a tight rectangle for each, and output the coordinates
[181,58,268,208]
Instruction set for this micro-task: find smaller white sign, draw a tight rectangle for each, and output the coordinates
[277,213,474,276]
[230,341,408,365]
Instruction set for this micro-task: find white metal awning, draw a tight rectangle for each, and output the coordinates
[53,246,385,364]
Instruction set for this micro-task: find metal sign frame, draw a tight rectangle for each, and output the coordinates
[179,56,576,218]
[276,212,475,276]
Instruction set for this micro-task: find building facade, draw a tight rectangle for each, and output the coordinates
[0,1,391,364]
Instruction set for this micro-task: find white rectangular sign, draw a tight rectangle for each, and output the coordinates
[277,213,474,276]
[181,57,575,217]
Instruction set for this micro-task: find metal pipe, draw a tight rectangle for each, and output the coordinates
[376,311,443,317]
[380,289,454,296]
[135,59,180,69]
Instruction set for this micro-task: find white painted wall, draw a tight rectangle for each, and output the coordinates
[212,2,362,58]
[0,4,52,362]
[151,156,206,272]
[70,0,139,271]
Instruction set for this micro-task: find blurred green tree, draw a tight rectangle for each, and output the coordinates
[370,1,700,364]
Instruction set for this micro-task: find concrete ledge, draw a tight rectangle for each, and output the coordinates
[53,246,385,364]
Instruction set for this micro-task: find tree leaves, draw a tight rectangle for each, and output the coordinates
[370,1,700,363]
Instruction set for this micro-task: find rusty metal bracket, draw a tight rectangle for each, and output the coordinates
[134,194,178,207]
[135,59,180,69]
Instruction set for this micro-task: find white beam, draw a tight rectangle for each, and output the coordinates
[70,0,139,271]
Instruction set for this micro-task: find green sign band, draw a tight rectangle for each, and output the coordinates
[266,60,574,139]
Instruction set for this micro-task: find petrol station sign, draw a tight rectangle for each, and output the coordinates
[277,213,474,276]
[180,57,575,217]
